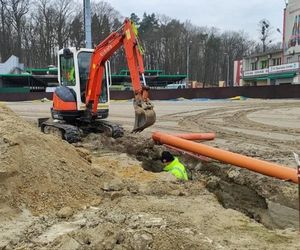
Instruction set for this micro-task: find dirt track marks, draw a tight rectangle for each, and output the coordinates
[169,102,300,165]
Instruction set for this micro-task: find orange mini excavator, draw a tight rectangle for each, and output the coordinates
[40,19,156,142]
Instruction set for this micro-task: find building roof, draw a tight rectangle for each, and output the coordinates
[25,67,58,75]
[243,72,296,81]
[110,74,186,87]
[243,49,283,59]
[119,69,164,76]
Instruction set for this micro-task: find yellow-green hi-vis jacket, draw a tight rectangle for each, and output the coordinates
[163,157,188,181]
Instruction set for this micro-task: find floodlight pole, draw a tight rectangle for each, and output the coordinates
[224,53,230,87]
[84,0,92,49]
[186,40,192,86]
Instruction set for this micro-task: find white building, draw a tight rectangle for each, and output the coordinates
[234,0,300,86]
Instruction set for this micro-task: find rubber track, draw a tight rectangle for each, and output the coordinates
[41,121,81,143]
[41,120,124,143]
[95,120,124,139]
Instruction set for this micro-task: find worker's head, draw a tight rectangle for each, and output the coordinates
[161,151,174,164]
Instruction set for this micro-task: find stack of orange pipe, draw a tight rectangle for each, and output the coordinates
[153,131,298,184]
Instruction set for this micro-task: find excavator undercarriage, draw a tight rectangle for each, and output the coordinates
[40,118,124,143]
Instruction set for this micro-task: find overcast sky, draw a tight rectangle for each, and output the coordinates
[106,0,285,42]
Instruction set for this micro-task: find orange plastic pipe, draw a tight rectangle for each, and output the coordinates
[173,133,215,141]
[164,144,211,162]
[152,131,298,184]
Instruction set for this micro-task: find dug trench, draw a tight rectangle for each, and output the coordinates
[1,102,299,249]
[80,131,299,230]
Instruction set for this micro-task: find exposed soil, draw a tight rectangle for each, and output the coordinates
[0,104,101,216]
[79,131,299,230]
[1,100,300,250]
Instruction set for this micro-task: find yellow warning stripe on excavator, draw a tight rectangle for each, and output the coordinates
[78,103,109,110]
[97,103,109,109]
[125,29,131,40]
[110,99,131,103]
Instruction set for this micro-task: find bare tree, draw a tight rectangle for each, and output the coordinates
[259,19,272,52]
[1,0,256,85]
[34,0,56,65]
[53,0,74,49]
[92,1,122,25]
[220,31,253,85]
[6,0,30,61]
[69,11,84,48]
[0,0,11,61]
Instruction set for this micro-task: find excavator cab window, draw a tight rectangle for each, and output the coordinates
[60,54,76,86]
[78,52,91,102]
[99,82,107,103]
[77,51,108,104]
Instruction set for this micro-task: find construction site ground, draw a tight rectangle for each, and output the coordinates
[1,98,300,249]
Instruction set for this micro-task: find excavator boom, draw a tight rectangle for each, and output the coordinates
[44,19,156,143]
[85,19,156,132]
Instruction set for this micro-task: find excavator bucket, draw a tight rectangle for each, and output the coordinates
[132,100,156,132]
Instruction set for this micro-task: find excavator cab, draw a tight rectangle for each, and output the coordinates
[52,47,110,122]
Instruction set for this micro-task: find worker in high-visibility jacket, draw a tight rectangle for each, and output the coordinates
[68,66,75,84]
[161,151,188,181]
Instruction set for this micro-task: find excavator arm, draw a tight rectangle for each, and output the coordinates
[85,19,156,132]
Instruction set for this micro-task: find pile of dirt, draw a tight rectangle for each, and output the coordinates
[81,132,169,173]
[0,104,102,214]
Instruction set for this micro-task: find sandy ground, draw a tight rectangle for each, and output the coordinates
[1,98,300,249]
[6,98,300,166]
